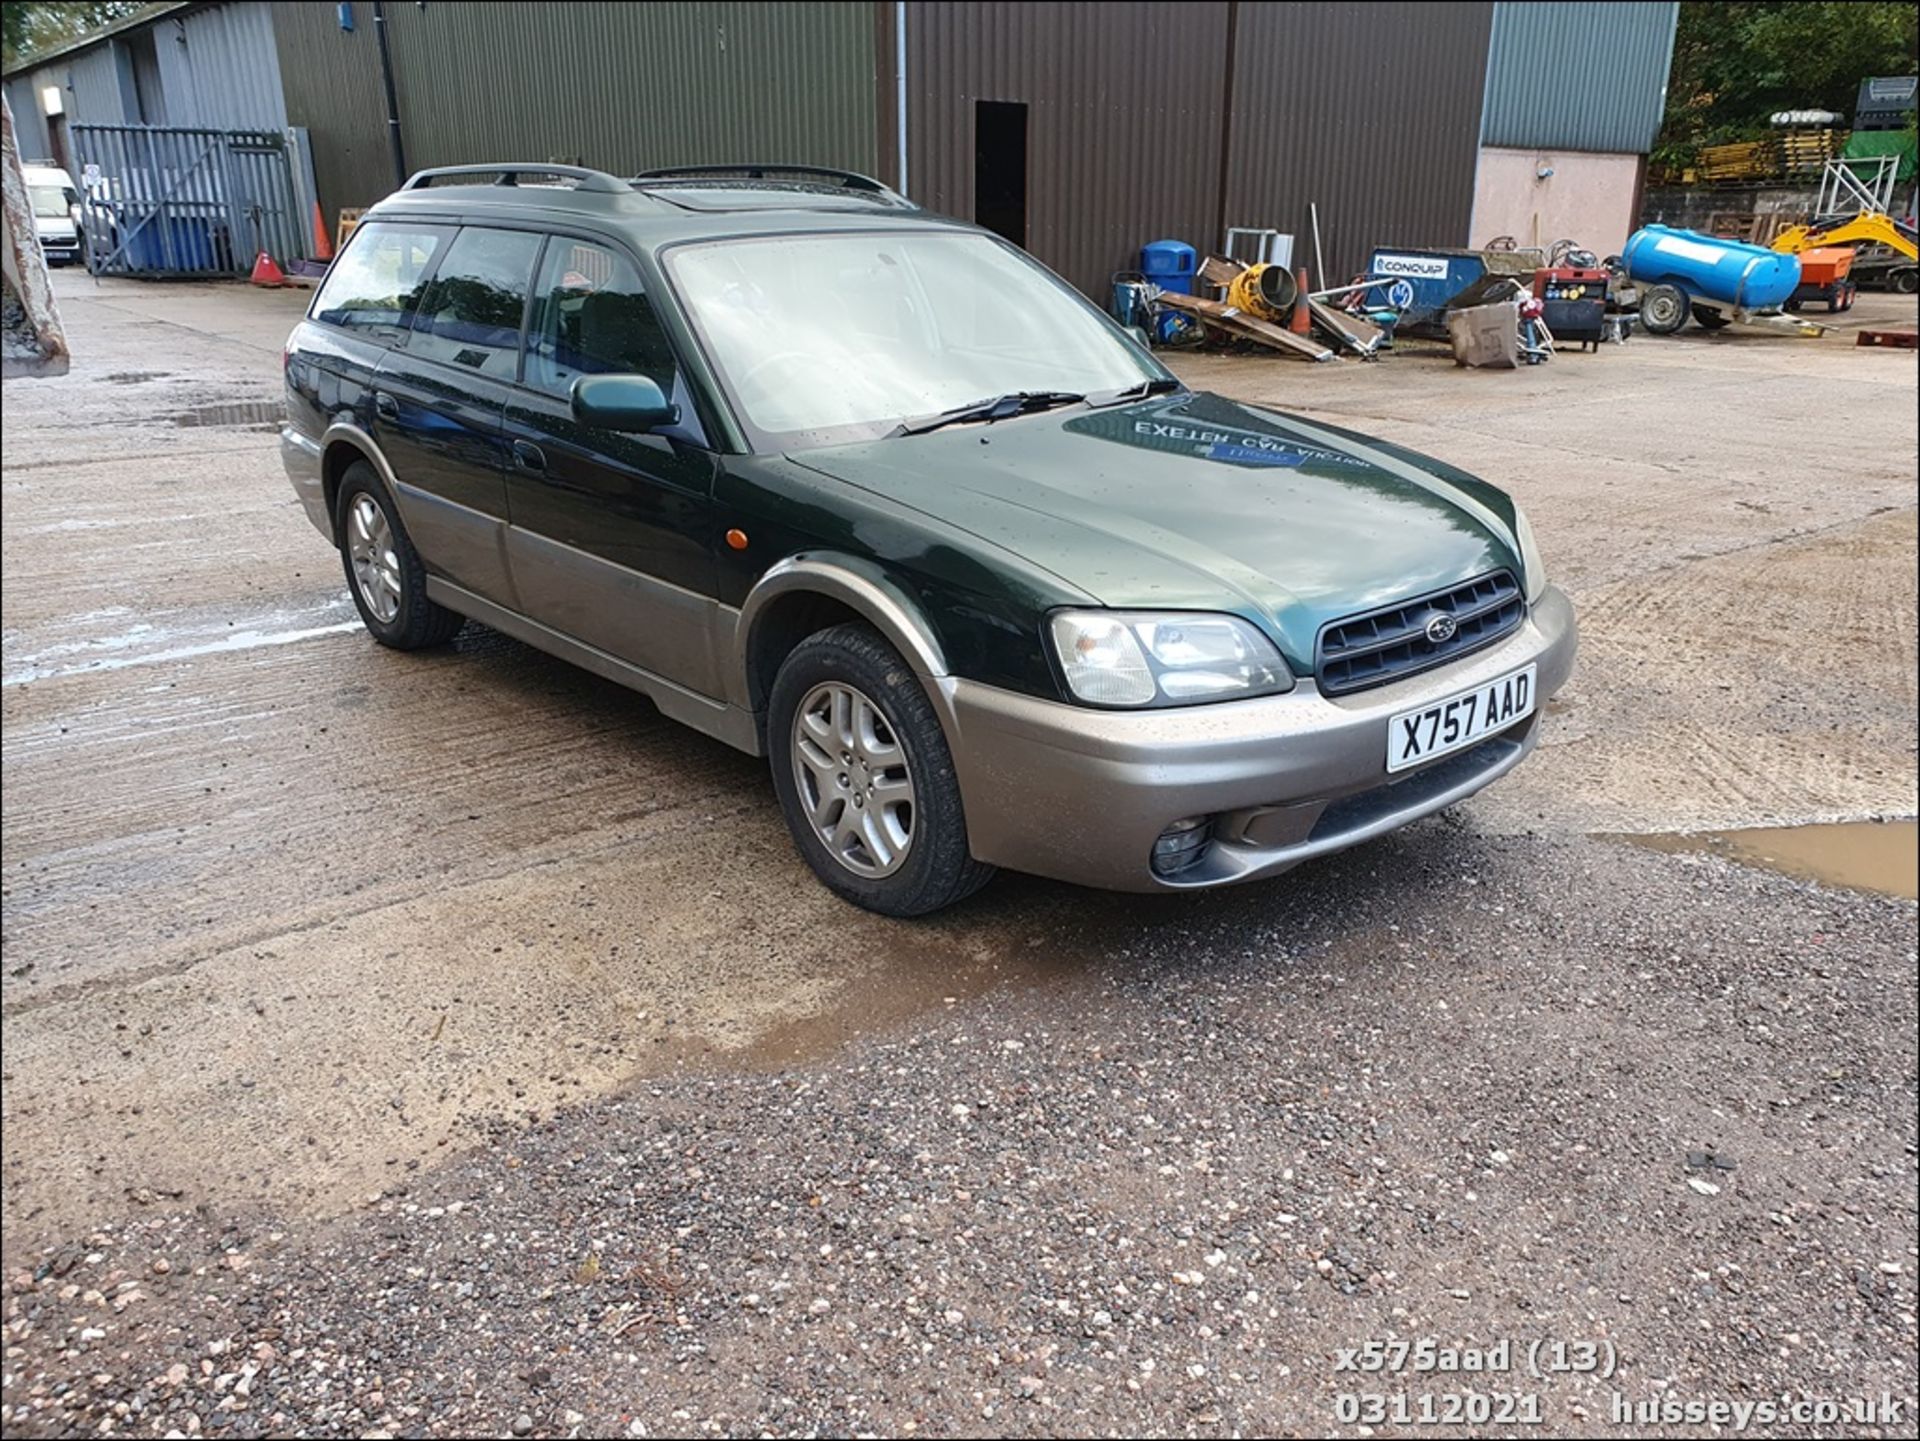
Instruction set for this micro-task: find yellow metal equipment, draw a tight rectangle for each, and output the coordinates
[1770,212,1917,262]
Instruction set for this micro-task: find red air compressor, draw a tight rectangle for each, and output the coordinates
[1532,266,1608,351]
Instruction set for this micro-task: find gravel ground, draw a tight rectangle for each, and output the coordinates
[4,833,1915,1438]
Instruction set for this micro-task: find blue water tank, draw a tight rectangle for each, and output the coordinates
[1623,225,1800,311]
[1141,239,1197,295]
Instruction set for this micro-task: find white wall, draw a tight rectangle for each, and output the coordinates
[1469,147,1643,258]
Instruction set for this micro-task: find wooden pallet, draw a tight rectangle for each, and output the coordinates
[1855,328,1918,349]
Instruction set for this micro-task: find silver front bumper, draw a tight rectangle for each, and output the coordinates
[940,585,1577,892]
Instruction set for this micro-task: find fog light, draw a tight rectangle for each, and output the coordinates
[1151,816,1213,877]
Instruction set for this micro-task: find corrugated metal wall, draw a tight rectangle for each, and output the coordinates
[153,2,289,130]
[1481,0,1677,153]
[4,79,53,159]
[1225,1,1496,284]
[906,1,1234,303]
[272,0,881,218]
[4,2,288,160]
[907,1,1493,297]
[63,46,131,129]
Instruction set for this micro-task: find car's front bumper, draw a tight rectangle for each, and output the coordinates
[280,425,332,540]
[939,585,1577,892]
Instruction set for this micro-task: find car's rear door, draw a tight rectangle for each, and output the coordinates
[500,233,726,697]
[371,224,542,609]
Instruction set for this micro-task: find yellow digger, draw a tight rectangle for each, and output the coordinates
[1771,211,1919,297]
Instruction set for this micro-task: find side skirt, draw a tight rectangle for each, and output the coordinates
[424,577,764,757]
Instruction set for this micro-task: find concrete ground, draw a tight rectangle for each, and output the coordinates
[1,274,1915,1438]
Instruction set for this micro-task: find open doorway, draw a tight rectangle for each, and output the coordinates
[974,100,1027,247]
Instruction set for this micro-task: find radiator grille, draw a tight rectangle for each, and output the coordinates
[1317,571,1524,696]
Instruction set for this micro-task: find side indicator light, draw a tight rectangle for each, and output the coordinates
[725,528,750,551]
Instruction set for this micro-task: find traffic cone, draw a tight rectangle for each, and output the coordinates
[311,201,334,262]
[250,251,287,287]
[1290,267,1312,334]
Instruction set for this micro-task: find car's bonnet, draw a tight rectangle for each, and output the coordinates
[791,391,1524,675]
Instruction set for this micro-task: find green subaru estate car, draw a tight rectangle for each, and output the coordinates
[281,163,1576,915]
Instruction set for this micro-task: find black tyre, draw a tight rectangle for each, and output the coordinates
[1891,268,1918,296]
[1639,283,1689,334]
[1691,303,1731,330]
[768,623,994,916]
[334,462,464,650]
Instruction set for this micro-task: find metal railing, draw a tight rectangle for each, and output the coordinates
[72,123,307,278]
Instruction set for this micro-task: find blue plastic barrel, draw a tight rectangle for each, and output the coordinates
[1141,239,1197,295]
[1622,225,1800,311]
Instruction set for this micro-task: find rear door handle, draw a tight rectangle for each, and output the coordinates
[512,439,546,473]
[373,391,399,421]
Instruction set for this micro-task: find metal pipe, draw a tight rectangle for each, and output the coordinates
[1310,277,1404,302]
[894,1,908,198]
[373,1,407,189]
[1310,201,1325,283]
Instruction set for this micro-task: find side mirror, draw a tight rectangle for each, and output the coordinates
[570,374,678,432]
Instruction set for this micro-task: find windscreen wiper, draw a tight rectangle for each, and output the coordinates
[1085,377,1181,407]
[888,390,1087,438]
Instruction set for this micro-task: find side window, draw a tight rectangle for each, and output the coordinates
[524,239,678,398]
[405,226,541,377]
[310,222,448,335]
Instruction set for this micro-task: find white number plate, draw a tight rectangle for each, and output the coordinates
[1386,664,1535,773]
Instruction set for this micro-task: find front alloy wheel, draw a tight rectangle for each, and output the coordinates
[790,680,916,877]
[767,622,994,916]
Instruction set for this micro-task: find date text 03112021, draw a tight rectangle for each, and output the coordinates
[1334,1337,1618,1379]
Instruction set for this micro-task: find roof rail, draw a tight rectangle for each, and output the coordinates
[401,164,632,194]
[632,164,912,206]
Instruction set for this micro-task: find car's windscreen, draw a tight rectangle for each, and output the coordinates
[29,186,72,219]
[667,231,1158,447]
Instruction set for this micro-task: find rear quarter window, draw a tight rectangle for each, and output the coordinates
[310,222,450,335]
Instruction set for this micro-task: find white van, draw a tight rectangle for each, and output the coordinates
[21,163,82,266]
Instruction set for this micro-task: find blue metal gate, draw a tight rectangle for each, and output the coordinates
[71,124,308,278]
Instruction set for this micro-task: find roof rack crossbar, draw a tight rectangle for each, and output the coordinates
[632,164,910,205]
[402,164,631,194]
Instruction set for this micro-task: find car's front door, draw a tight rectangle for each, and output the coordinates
[372,224,542,609]
[501,235,726,697]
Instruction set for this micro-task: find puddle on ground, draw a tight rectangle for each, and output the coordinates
[1623,820,1917,900]
[172,399,285,429]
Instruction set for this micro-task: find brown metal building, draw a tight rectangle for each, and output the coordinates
[255,0,1504,298]
[904,1,1495,297]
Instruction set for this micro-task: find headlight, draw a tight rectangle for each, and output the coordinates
[1048,611,1293,707]
[1512,506,1547,602]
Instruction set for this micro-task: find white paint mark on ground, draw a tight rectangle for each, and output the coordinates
[3,621,361,686]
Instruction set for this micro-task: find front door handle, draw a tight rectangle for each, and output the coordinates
[373,391,399,421]
[512,439,547,473]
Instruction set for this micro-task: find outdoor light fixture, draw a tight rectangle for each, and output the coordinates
[40,86,63,117]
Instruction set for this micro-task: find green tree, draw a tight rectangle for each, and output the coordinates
[2,2,159,71]
[1657,1,1918,167]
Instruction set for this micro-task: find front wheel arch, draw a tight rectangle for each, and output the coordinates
[736,557,952,715]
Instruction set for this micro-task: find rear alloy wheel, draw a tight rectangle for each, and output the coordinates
[1639,283,1689,334]
[768,623,994,916]
[335,461,464,650]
